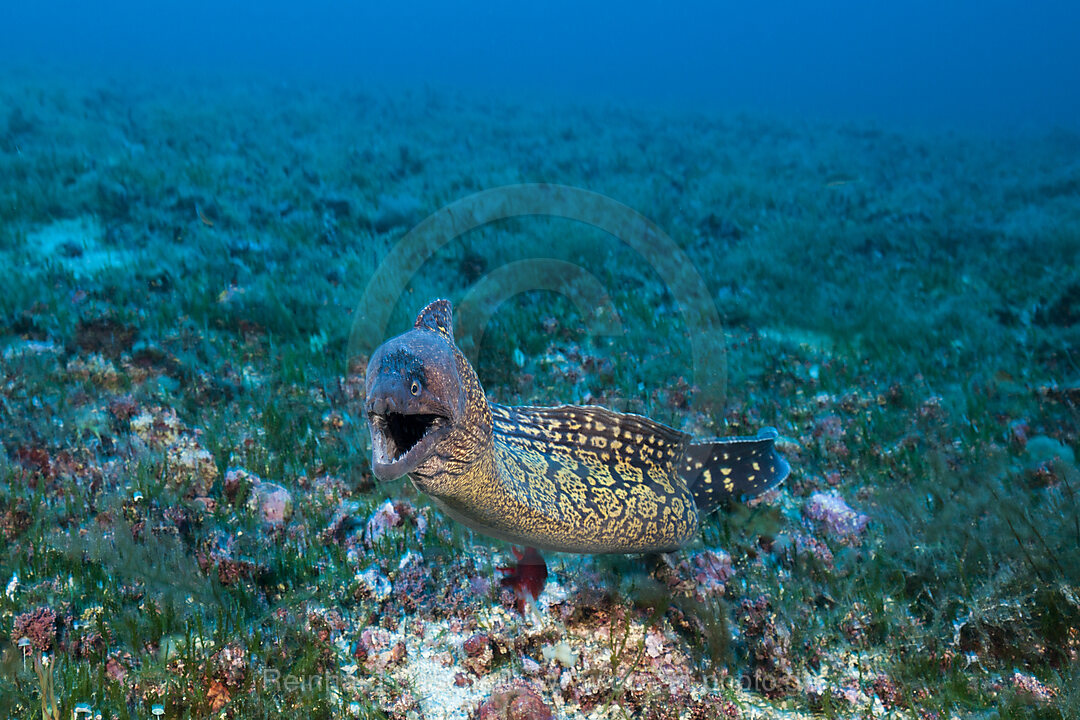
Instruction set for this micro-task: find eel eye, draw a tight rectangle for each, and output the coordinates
[410,380,421,396]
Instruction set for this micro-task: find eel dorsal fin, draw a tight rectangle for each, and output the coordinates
[490,403,693,502]
[415,298,455,341]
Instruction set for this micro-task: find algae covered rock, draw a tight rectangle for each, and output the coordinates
[247,482,293,527]
[476,682,553,720]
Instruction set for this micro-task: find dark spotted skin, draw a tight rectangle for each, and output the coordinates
[365,299,789,554]
[681,427,788,516]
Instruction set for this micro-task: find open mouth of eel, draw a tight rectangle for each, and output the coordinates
[368,410,451,481]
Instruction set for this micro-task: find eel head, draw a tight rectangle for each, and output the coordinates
[364,300,468,482]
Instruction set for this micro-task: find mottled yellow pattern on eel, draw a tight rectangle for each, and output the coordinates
[489,404,697,552]
[364,298,788,554]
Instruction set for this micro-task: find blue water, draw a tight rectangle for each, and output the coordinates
[3,0,1078,132]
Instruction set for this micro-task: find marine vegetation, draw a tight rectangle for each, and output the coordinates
[0,73,1078,719]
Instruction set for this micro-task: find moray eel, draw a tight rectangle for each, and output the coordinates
[365,299,789,554]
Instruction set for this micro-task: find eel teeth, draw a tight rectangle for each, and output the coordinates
[373,412,446,461]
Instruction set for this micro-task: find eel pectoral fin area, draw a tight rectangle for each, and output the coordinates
[682,427,790,516]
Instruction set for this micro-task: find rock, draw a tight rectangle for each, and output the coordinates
[462,632,493,675]
[13,606,57,652]
[476,683,553,720]
[354,628,405,672]
[1025,435,1075,467]
[365,500,401,543]
[2,340,61,360]
[737,595,799,698]
[802,491,868,544]
[75,317,137,358]
[1011,671,1059,703]
[224,467,260,503]
[673,549,733,598]
[320,500,363,543]
[164,436,219,497]
[355,567,392,603]
[129,407,186,450]
[249,482,293,527]
[540,641,577,669]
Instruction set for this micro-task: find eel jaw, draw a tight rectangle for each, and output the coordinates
[368,410,452,481]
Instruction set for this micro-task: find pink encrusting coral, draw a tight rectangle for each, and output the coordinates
[802,491,869,544]
[250,482,293,527]
[364,498,426,545]
[792,532,835,567]
[1010,671,1058,703]
[673,549,734,599]
[476,682,553,720]
[13,606,57,652]
[365,499,402,543]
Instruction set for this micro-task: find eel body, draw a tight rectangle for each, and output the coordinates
[364,299,789,554]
